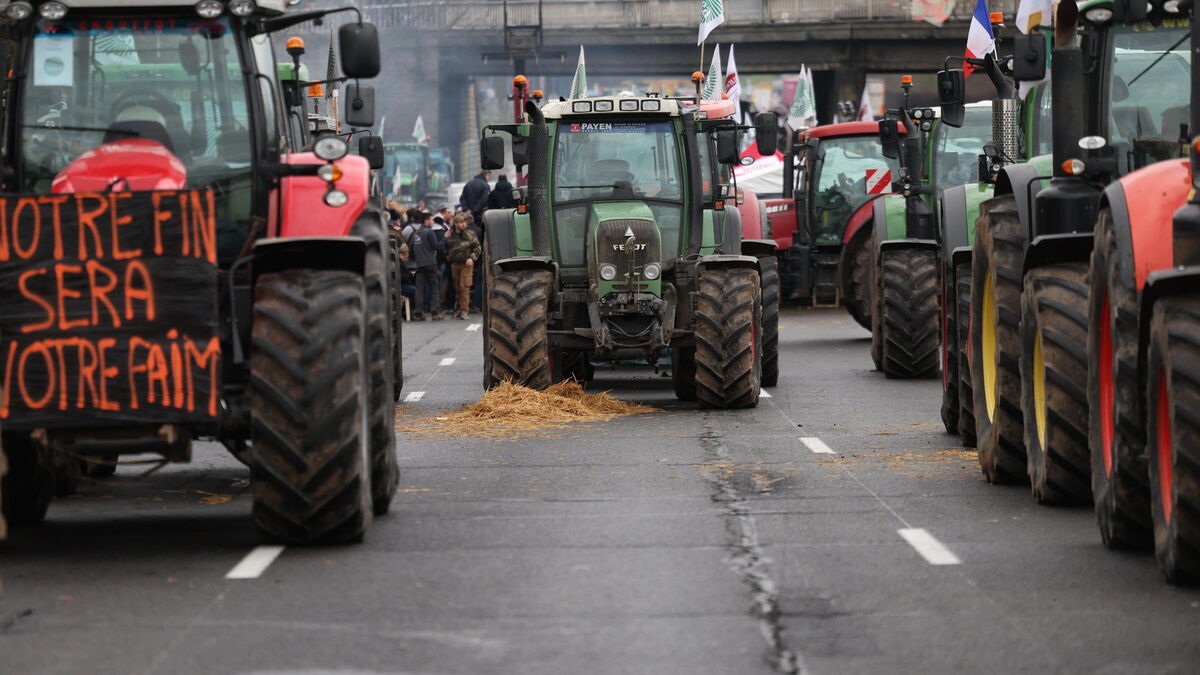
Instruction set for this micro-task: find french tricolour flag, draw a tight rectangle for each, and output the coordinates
[964,0,996,77]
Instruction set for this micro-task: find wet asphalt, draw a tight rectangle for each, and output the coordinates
[1,307,1199,674]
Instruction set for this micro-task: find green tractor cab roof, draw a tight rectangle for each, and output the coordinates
[541,97,682,119]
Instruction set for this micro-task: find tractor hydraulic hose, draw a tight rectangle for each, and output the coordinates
[1050,46,1084,177]
[524,100,551,258]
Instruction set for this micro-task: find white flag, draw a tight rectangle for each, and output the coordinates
[412,115,426,143]
[786,68,811,129]
[1015,0,1057,98]
[698,0,725,45]
[701,45,722,100]
[570,45,587,98]
[857,84,873,121]
[724,45,743,124]
[805,67,818,126]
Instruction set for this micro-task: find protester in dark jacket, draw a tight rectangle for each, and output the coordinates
[487,174,518,210]
[407,213,445,320]
[459,170,491,224]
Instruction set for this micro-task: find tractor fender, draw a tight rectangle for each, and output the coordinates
[740,239,777,258]
[880,239,939,254]
[1023,232,1093,274]
[763,197,797,250]
[940,182,994,261]
[870,194,908,254]
[949,246,973,270]
[1102,159,1189,292]
[994,155,1051,234]
[1138,265,1200,385]
[735,190,767,241]
[716,207,744,253]
[843,193,885,246]
[493,256,556,275]
[483,208,520,261]
[698,253,760,273]
[251,236,366,280]
[278,153,370,238]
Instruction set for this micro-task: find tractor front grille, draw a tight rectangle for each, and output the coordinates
[595,218,660,281]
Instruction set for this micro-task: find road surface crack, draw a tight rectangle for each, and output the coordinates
[700,419,801,674]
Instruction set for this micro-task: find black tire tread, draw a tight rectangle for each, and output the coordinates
[956,264,977,446]
[843,229,874,331]
[759,255,781,387]
[879,248,940,379]
[485,268,552,389]
[694,267,762,409]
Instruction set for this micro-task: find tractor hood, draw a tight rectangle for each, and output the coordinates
[589,201,663,297]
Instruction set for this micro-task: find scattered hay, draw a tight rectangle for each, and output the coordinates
[395,380,658,439]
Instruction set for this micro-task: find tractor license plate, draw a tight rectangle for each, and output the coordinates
[0,190,221,429]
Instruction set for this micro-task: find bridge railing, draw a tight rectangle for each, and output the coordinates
[360,0,1017,30]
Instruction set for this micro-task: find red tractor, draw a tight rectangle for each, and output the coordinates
[765,121,900,329]
[0,0,400,544]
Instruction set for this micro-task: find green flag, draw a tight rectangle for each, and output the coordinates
[787,66,815,129]
[701,44,721,100]
[325,31,337,100]
[570,45,587,98]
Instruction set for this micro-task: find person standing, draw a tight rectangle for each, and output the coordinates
[445,214,482,320]
[487,173,518,210]
[459,169,491,227]
[408,212,445,320]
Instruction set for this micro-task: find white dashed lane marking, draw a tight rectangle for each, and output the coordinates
[760,389,772,398]
[226,546,286,579]
[404,391,426,403]
[466,323,481,332]
[897,528,962,565]
[800,437,835,454]
[439,357,456,367]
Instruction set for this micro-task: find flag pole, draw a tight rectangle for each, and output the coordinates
[699,41,705,77]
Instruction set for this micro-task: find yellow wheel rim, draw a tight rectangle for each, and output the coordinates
[982,270,998,422]
[1033,328,1047,449]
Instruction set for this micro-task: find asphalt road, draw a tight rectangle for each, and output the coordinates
[2,307,1199,674]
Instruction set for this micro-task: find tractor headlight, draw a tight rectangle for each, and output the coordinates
[642,263,661,280]
[229,0,257,16]
[313,136,349,161]
[571,101,592,113]
[599,264,618,281]
[195,0,224,18]
[1084,7,1113,22]
[38,2,67,20]
[594,100,614,112]
[324,189,349,207]
[5,2,33,20]
[317,164,344,182]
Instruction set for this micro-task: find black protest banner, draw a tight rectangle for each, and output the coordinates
[0,190,221,429]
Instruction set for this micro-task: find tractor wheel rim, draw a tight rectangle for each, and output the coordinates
[1033,328,1048,450]
[1099,291,1116,476]
[982,270,998,422]
[1156,366,1174,525]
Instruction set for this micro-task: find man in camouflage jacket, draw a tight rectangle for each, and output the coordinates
[445,214,482,319]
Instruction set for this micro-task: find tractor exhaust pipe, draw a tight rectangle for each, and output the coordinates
[524,100,551,258]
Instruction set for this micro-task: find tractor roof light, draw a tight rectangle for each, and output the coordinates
[38,2,67,20]
[571,101,592,113]
[1084,7,1113,22]
[1163,0,1182,13]
[313,136,349,161]
[5,2,33,20]
[1062,159,1087,175]
[195,0,224,18]
[641,100,661,111]
[229,0,257,16]
[619,100,639,111]
[594,100,615,112]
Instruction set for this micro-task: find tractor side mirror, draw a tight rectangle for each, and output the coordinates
[1012,33,1047,82]
[937,69,966,128]
[879,119,901,160]
[343,83,375,128]
[716,130,739,165]
[359,135,385,170]
[481,135,506,170]
[339,22,381,79]
[511,136,528,167]
[754,112,778,155]
[1112,0,1149,23]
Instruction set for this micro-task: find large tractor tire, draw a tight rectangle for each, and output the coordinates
[0,433,53,528]
[842,228,874,331]
[940,266,959,435]
[1019,264,1092,504]
[483,267,553,390]
[758,255,781,387]
[359,223,399,515]
[1147,297,1200,584]
[970,196,1027,483]
[672,346,698,401]
[877,247,940,378]
[694,266,762,409]
[955,264,977,446]
[250,270,373,544]
[1088,209,1152,548]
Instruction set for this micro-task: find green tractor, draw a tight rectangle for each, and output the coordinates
[479,97,778,408]
[867,82,1000,379]
[936,54,1055,444]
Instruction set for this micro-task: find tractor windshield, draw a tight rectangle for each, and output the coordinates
[934,106,992,189]
[810,135,898,245]
[1108,19,1191,174]
[19,17,251,193]
[552,120,683,202]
